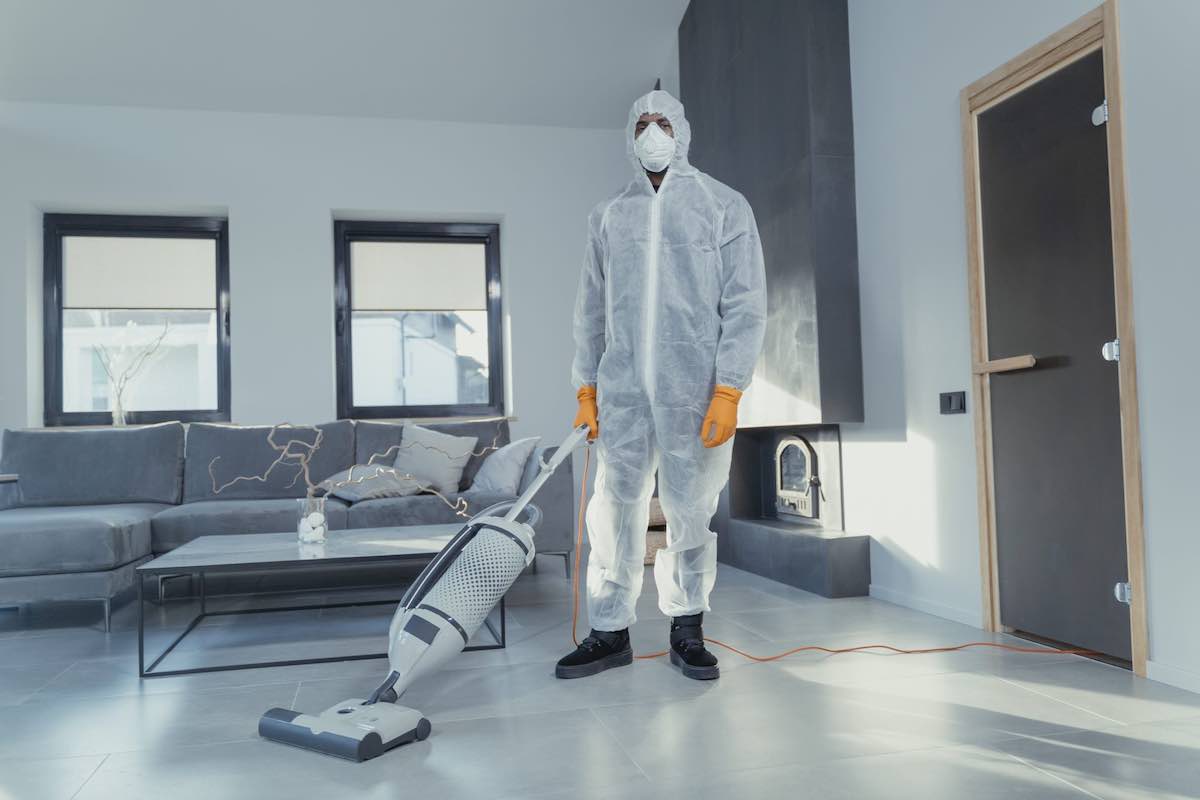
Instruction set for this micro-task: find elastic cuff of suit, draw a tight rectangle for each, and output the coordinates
[712,384,743,402]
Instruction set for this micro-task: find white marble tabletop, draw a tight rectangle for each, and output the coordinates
[139,524,466,572]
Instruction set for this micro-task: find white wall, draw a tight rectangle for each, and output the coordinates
[0,102,630,446]
[844,0,1200,690]
[1118,0,1200,692]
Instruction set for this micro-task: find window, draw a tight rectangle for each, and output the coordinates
[333,221,504,419]
[43,214,231,426]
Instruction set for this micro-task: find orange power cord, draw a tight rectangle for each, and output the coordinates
[567,443,1098,662]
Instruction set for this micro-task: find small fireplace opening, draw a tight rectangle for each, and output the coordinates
[775,435,820,522]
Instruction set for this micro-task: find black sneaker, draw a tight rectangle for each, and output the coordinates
[555,629,633,679]
[669,613,719,680]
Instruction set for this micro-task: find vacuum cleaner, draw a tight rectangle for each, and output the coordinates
[258,423,591,762]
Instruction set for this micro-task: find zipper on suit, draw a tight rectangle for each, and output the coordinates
[642,188,662,403]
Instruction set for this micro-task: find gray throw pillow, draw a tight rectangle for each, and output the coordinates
[469,437,540,495]
[393,424,478,496]
[320,464,423,504]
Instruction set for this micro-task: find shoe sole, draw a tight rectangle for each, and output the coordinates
[670,649,720,680]
[555,647,633,679]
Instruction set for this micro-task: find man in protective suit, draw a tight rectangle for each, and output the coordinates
[557,90,767,681]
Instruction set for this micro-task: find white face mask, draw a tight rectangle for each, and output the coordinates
[635,122,675,173]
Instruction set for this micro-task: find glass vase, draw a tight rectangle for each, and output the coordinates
[110,391,127,427]
[297,495,328,544]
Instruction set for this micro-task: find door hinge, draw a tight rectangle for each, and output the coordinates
[1092,99,1108,126]
[1114,581,1132,605]
[1101,338,1120,362]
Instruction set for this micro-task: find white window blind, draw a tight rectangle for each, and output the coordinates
[350,241,487,311]
[62,236,217,309]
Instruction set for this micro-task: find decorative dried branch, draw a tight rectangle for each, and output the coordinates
[472,434,503,459]
[93,321,172,418]
[379,434,501,464]
[209,424,325,496]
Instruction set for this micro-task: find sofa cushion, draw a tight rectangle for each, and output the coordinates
[347,489,515,529]
[470,436,541,495]
[185,421,355,502]
[391,424,478,496]
[0,423,184,507]
[0,503,164,577]
[151,497,351,553]
[355,419,510,492]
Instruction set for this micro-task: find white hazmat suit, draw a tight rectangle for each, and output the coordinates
[572,90,767,631]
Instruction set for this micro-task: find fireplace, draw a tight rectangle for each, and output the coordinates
[715,424,869,597]
[775,435,820,521]
[722,425,843,530]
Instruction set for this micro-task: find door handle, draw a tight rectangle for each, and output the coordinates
[1101,339,1120,362]
[973,354,1036,375]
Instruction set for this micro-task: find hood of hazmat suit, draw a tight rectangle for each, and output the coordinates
[569,90,768,631]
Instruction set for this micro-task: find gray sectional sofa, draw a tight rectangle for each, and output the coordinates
[0,418,575,630]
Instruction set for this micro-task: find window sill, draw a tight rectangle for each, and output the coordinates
[43,410,231,427]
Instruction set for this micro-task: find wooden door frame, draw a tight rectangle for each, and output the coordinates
[960,0,1148,675]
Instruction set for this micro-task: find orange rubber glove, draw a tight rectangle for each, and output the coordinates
[701,385,742,448]
[574,385,599,441]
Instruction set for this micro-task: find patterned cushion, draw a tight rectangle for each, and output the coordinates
[320,464,423,504]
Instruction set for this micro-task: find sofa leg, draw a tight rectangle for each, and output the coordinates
[101,598,111,633]
[563,552,572,579]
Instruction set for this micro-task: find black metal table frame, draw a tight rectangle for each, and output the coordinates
[137,563,506,678]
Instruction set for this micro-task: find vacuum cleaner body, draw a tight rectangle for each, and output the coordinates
[387,515,535,686]
[259,425,589,761]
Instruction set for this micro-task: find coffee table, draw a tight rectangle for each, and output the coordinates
[136,524,506,678]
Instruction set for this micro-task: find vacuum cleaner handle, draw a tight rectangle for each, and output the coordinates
[541,424,591,471]
[503,424,591,523]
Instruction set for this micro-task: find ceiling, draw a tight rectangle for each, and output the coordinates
[0,0,688,129]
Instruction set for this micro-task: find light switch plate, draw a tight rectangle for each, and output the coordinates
[940,391,967,415]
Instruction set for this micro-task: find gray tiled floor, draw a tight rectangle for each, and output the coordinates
[2,561,1199,800]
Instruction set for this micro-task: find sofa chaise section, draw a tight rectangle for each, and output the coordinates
[0,422,186,629]
[0,503,166,578]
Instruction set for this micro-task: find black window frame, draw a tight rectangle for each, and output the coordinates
[43,213,232,426]
[333,220,505,420]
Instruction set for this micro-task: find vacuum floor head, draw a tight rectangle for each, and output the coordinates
[258,702,430,762]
